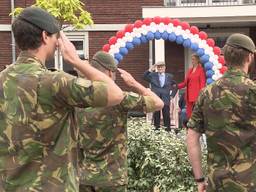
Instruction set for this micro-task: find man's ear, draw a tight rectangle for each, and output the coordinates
[41,31,48,44]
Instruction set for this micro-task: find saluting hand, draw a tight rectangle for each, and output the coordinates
[58,31,80,66]
[118,68,137,87]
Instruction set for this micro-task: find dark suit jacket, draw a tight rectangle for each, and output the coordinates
[143,71,178,105]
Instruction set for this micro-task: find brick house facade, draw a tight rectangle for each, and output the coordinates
[1,0,256,89]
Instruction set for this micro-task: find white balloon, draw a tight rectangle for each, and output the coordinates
[150,26,157,33]
[135,32,142,38]
[168,23,174,28]
[120,41,126,47]
[217,63,222,69]
[127,35,133,42]
[130,32,136,38]
[110,45,115,49]
[159,22,165,28]
[209,57,215,62]
[212,65,218,71]
[142,24,147,30]
[182,33,188,39]
[125,32,131,38]
[177,26,182,30]
[133,28,138,33]
[113,47,120,54]
[150,22,157,27]
[109,49,115,54]
[142,29,148,35]
[212,74,217,80]
[167,27,173,33]
[159,26,165,33]
[194,34,199,39]
[115,42,121,49]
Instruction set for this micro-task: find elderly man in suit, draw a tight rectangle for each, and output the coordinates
[144,61,178,131]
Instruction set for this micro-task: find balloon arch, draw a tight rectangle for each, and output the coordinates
[102,17,228,84]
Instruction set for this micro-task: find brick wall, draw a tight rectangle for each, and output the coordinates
[83,0,164,24]
[0,32,12,70]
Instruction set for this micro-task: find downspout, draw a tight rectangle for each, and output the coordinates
[11,0,16,63]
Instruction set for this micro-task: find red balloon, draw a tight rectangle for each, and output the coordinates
[181,22,190,30]
[153,16,162,24]
[218,56,225,65]
[102,44,110,52]
[213,46,221,56]
[116,30,125,39]
[220,66,228,74]
[162,17,172,25]
[206,38,215,47]
[199,31,208,40]
[134,20,143,28]
[109,36,117,45]
[143,18,152,26]
[124,24,134,33]
[172,18,180,27]
[190,26,199,34]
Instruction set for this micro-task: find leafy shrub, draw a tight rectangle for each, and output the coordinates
[127,117,207,192]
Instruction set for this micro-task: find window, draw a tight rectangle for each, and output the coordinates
[46,31,88,74]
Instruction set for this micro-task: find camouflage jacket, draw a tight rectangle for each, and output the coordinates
[188,68,256,191]
[0,52,108,192]
[78,92,156,187]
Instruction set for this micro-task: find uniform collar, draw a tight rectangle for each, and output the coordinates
[223,67,249,78]
[15,51,46,69]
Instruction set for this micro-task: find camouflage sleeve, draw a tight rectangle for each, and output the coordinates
[49,72,108,108]
[120,92,156,113]
[187,90,205,133]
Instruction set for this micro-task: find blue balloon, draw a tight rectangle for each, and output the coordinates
[132,37,141,46]
[196,48,205,57]
[161,31,169,40]
[140,35,148,44]
[200,54,210,64]
[191,43,199,52]
[114,53,123,62]
[119,47,128,56]
[125,42,134,50]
[176,35,184,44]
[168,32,176,42]
[154,31,161,40]
[146,32,154,40]
[183,39,191,48]
[204,61,213,70]
[206,78,214,85]
[114,59,119,65]
[206,69,214,78]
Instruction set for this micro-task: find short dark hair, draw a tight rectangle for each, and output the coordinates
[223,45,250,67]
[12,18,52,50]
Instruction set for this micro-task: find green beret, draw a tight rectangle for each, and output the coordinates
[92,51,117,72]
[19,7,60,34]
[226,33,255,53]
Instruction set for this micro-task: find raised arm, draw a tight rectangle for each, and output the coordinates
[58,32,123,107]
[118,68,163,111]
[143,65,155,82]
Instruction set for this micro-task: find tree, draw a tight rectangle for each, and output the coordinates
[11,0,93,29]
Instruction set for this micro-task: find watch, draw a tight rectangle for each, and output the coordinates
[194,177,205,183]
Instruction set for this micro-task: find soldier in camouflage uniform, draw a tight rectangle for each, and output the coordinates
[78,51,164,192]
[186,33,256,192]
[0,7,123,192]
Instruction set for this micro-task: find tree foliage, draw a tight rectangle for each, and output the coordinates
[11,0,93,29]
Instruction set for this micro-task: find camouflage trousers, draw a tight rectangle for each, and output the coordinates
[79,185,127,192]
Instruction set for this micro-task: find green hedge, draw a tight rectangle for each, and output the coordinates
[127,117,207,192]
